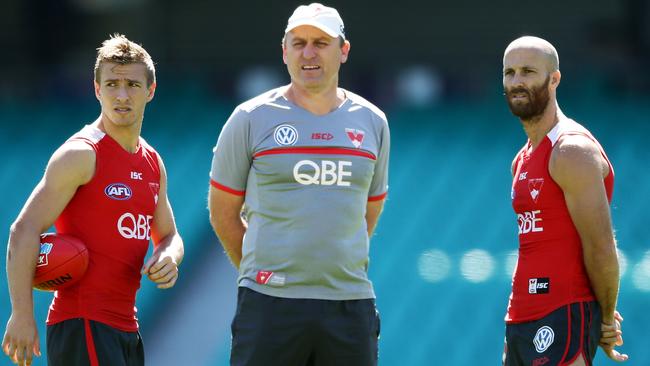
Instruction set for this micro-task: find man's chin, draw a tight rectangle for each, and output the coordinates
[508,105,535,120]
[109,116,138,127]
[301,80,329,93]
[512,111,541,121]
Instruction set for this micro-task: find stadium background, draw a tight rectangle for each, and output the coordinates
[1,0,649,365]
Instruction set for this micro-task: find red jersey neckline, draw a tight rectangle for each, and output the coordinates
[87,125,142,156]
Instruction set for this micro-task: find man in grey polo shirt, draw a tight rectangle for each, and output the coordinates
[208,3,389,365]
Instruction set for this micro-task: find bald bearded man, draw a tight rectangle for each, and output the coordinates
[501,36,628,365]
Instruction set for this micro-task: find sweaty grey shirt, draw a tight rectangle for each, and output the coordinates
[210,86,389,300]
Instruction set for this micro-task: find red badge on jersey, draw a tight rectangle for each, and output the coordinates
[256,271,274,284]
[345,128,365,148]
[528,178,544,203]
[149,183,160,205]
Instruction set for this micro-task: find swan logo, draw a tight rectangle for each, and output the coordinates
[345,128,365,148]
[528,178,544,203]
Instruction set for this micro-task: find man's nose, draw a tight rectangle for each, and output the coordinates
[302,44,317,59]
[116,86,129,102]
[511,72,527,88]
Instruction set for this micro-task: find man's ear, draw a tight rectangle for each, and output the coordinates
[147,82,157,102]
[94,80,101,101]
[341,40,351,64]
[551,70,561,88]
[282,44,288,65]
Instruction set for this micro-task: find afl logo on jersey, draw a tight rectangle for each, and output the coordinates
[105,183,132,200]
[274,124,298,146]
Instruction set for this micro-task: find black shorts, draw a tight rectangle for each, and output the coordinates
[230,287,380,366]
[503,301,601,366]
[47,318,144,366]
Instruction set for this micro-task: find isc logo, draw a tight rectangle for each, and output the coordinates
[105,183,132,200]
[528,277,550,294]
[118,212,153,240]
[311,133,334,140]
[293,160,352,186]
[517,210,543,234]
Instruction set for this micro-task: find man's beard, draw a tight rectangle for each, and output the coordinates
[504,76,550,120]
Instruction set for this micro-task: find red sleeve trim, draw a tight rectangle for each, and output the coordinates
[210,179,245,196]
[368,191,388,202]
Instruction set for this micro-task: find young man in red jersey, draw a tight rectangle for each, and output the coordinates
[2,34,184,366]
[502,36,628,365]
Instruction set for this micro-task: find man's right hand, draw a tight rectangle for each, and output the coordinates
[602,345,629,363]
[2,313,40,366]
[600,311,628,362]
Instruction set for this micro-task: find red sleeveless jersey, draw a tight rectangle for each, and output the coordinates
[506,118,614,323]
[47,125,160,331]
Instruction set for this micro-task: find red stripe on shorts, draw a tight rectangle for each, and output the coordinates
[84,319,100,366]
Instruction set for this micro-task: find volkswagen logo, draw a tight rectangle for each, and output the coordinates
[533,326,554,353]
[274,124,298,146]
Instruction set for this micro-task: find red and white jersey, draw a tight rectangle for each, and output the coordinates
[506,118,614,323]
[47,125,160,332]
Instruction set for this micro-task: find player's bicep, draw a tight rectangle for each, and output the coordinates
[563,179,613,242]
[550,139,613,248]
[150,156,178,246]
[209,186,244,227]
[209,186,245,218]
[13,143,95,234]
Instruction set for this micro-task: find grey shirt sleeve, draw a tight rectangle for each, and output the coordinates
[210,107,252,193]
[368,114,390,199]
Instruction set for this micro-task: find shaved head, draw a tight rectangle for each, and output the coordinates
[504,36,559,73]
[502,36,562,122]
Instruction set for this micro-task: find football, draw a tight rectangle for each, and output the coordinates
[33,233,89,291]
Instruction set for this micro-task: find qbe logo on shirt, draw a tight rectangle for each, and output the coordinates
[528,277,550,294]
[274,124,298,146]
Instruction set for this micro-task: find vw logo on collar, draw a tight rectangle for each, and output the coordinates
[274,124,298,146]
[533,326,555,353]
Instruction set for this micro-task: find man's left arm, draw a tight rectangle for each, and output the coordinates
[367,113,390,238]
[549,135,627,362]
[143,155,184,289]
[550,135,618,322]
